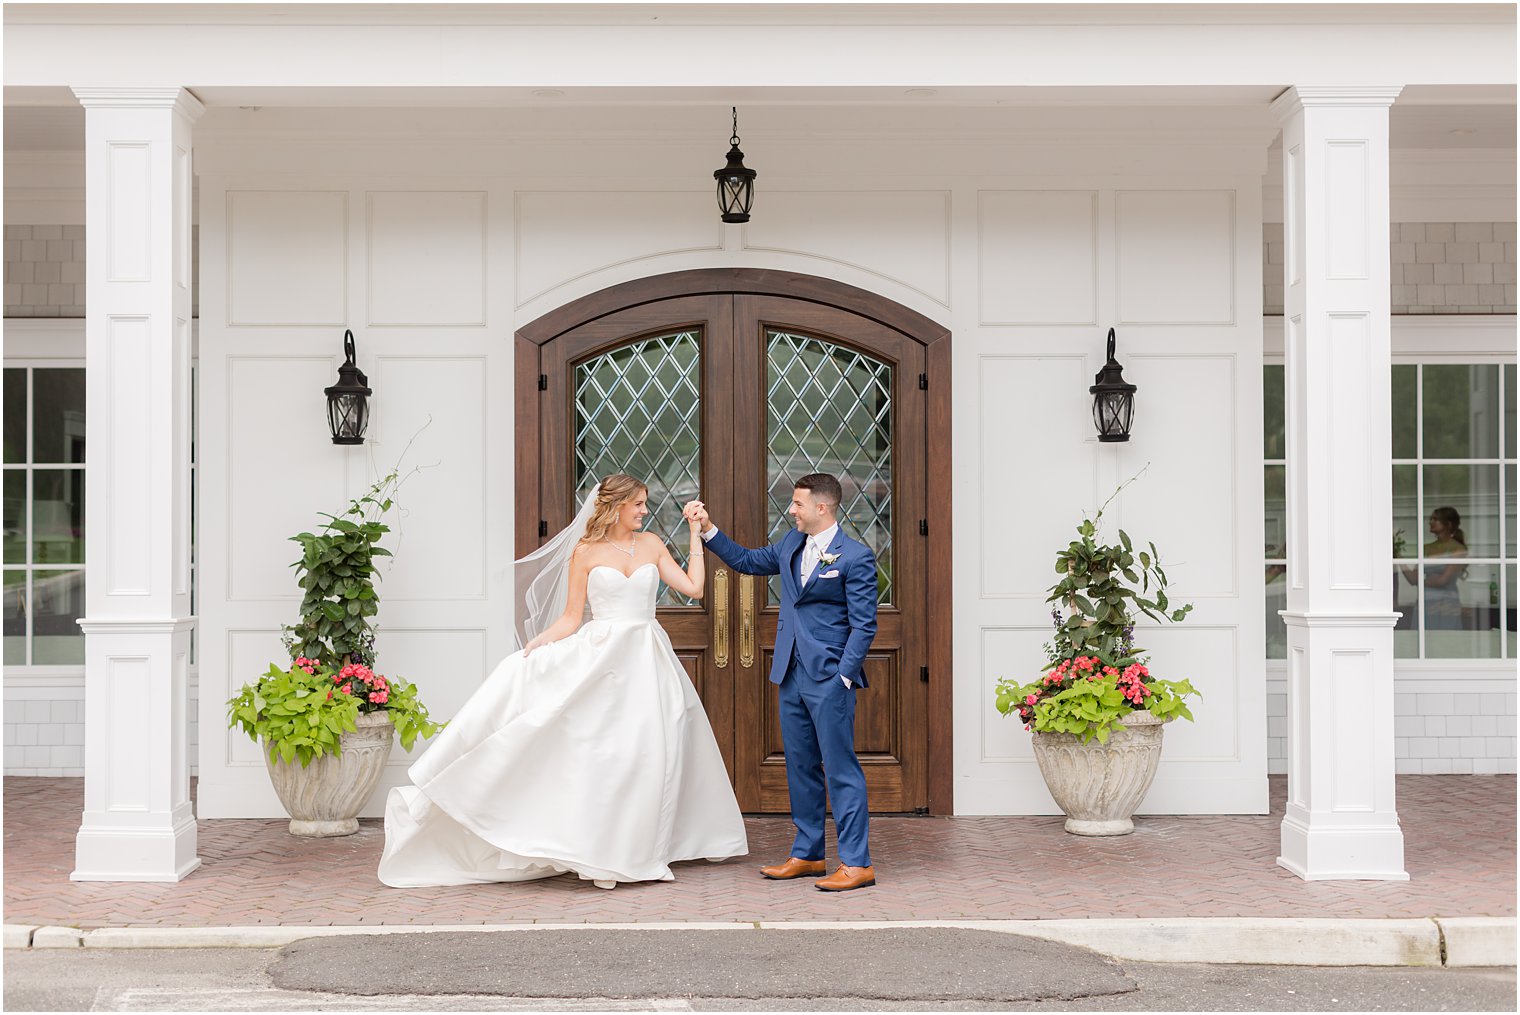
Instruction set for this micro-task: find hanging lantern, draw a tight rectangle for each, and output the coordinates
[713,106,757,223]
[1090,328,1136,443]
[325,329,371,446]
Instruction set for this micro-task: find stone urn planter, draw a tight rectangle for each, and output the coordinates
[1031,709,1169,836]
[263,711,395,836]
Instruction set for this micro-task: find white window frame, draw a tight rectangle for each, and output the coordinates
[1264,314,1518,685]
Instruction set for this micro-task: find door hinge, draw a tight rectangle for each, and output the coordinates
[918,373,928,390]
[920,665,929,683]
[919,519,928,536]
[539,520,549,537]
[538,374,548,391]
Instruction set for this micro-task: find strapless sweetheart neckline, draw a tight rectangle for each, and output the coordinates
[590,561,658,581]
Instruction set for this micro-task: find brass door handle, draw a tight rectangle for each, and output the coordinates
[713,568,730,669]
[739,575,756,668]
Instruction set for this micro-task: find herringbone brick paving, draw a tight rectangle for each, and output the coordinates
[3,776,1513,928]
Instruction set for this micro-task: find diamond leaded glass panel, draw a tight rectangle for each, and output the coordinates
[766,330,893,605]
[574,331,701,607]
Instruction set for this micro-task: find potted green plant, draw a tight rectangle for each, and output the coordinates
[995,480,1200,836]
[226,469,444,836]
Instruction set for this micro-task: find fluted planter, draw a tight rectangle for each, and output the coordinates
[1031,709,1169,836]
[263,710,395,837]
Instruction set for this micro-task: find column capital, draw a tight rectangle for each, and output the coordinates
[71,86,205,122]
[1270,85,1403,121]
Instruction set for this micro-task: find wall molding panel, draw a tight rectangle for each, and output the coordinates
[225,190,348,326]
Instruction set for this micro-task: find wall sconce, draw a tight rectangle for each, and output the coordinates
[325,329,371,445]
[714,106,757,223]
[1090,328,1136,442]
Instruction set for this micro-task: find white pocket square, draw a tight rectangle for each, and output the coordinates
[819,570,841,579]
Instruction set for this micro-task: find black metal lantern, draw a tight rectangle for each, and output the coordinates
[1089,328,1136,443]
[325,329,371,446]
[713,106,756,223]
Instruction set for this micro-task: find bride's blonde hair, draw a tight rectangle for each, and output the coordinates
[578,474,649,548]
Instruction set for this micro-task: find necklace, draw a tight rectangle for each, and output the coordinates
[607,534,636,557]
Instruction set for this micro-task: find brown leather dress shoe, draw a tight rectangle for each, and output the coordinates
[760,857,827,880]
[816,864,876,891]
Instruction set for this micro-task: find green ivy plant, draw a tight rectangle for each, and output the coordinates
[282,469,401,669]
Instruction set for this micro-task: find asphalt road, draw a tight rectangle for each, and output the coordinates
[3,929,1515,1012]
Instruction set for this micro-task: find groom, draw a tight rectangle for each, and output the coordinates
[686,474,877,891]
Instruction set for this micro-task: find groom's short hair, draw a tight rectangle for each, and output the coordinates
[795,473,842,509]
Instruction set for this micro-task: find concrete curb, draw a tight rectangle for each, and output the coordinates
[29,926,84,948]
[1435,917,1520,967]
[2,925,38,949]
[5,917,1514,966]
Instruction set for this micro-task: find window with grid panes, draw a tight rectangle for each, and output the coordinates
[1264,362,1517,660]
[3,367,86,666]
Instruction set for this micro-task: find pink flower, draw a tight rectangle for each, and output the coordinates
[340,683,352,695]
[1025,693,1039,706]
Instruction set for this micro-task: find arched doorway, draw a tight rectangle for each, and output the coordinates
[516,269,951,814]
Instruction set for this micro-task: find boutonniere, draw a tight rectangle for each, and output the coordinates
[819,551,841,566]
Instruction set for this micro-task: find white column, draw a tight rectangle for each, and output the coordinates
[70,87,202,881]
[1271,86,1406,881]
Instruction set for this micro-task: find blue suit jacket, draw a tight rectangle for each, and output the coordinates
[702,527,879,688]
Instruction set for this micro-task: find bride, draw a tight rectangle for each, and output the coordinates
[378,473,749,889]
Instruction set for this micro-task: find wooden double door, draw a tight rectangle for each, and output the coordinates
[517,271,949,814]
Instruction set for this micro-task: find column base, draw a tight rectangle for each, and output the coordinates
[71,810,201,882]
[1278,811,1408,882]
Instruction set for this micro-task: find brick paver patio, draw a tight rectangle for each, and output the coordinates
[4,776,1513,929]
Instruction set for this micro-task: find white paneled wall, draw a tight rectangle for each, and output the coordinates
[962,177,1268,815]
[745,191,952,306]
[3,114,1515,802]
[194,177,514,818]
[979,191,1097,326]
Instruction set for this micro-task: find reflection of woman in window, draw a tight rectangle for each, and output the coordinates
[1400,507,1468,629]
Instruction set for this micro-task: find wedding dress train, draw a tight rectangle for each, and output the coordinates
[378,562,749,887]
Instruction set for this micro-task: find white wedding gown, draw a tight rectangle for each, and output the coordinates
[378,562,749,887]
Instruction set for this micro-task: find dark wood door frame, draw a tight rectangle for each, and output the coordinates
[515,268,954,815]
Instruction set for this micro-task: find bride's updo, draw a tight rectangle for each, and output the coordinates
[579,473,649,547]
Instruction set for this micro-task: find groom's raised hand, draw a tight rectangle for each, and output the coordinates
[682,500,713,533]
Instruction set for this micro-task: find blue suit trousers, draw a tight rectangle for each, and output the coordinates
[779,659,872,868]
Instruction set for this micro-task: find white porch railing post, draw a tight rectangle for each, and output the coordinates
[71,87,203,882]
[1271,85,1408,881]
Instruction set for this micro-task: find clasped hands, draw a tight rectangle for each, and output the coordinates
[682,500,711,531]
